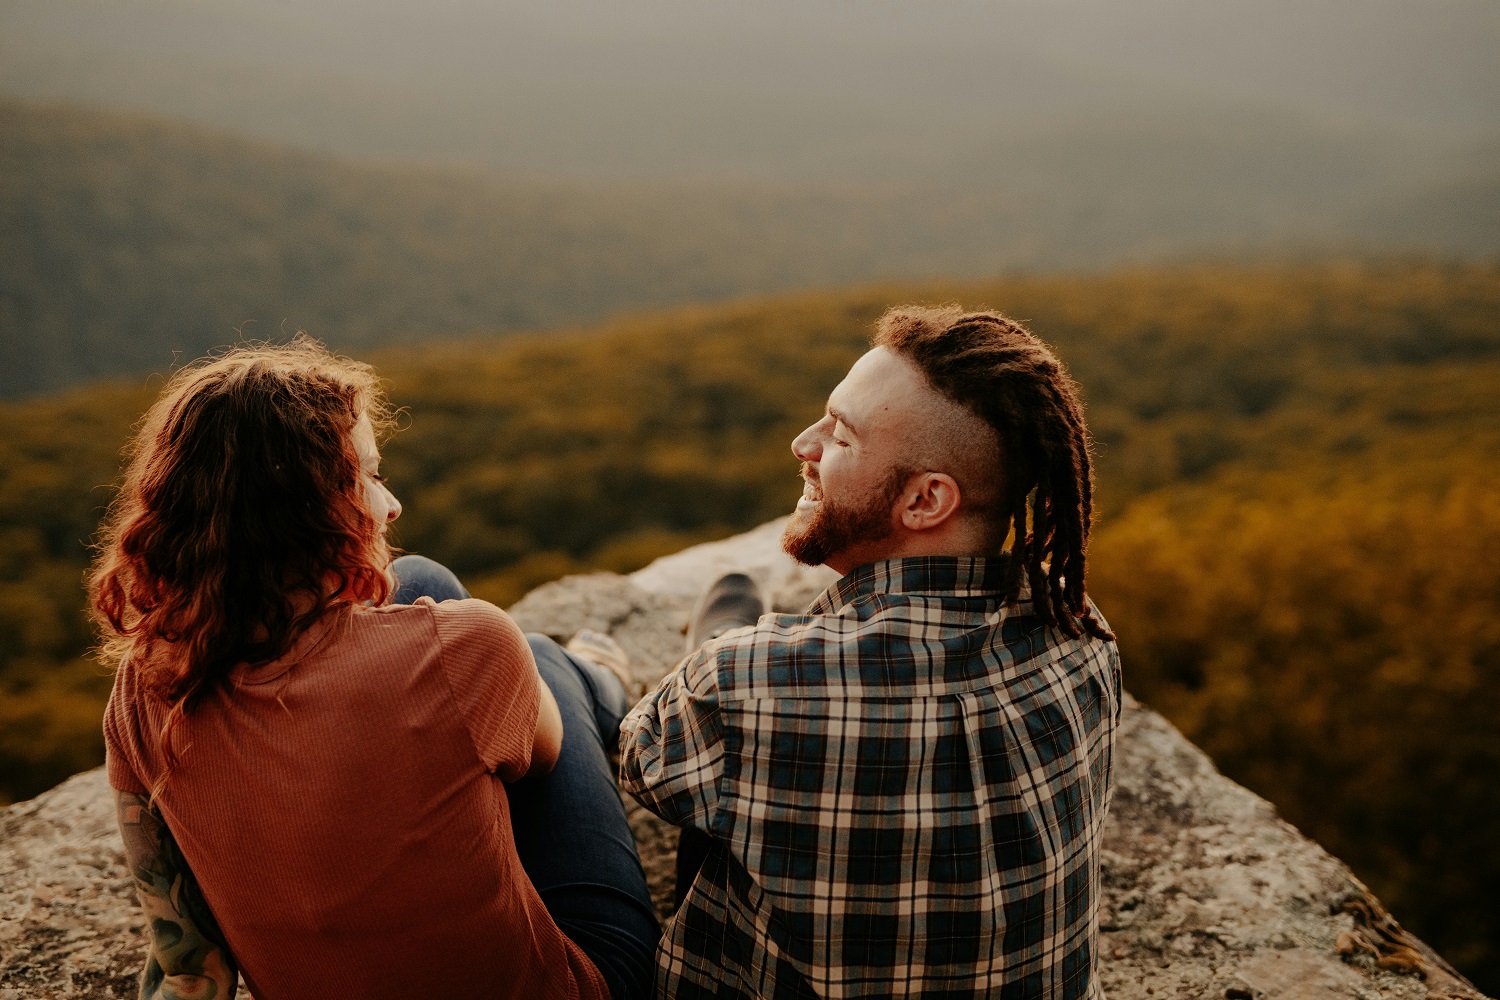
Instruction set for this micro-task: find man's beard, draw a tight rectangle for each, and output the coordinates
[782,463,912,568]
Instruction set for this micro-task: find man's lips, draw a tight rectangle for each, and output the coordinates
[797,463,822,509]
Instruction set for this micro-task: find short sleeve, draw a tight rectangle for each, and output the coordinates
[102,661,148,795]
[429,599,541,782]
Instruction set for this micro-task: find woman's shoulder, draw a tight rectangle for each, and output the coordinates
[362,600,537,719]
[361,597,527,649]
[362,595,510,624]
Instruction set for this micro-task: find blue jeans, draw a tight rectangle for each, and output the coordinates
[392,556,659,1000]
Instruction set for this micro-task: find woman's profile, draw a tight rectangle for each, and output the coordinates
[90,338,657,999]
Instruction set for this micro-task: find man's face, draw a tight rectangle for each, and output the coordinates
[782,347,927,573]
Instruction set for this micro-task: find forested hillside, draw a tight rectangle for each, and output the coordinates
[0,100,961,397]
[4,99,1497,398]
[1,261,1496,988]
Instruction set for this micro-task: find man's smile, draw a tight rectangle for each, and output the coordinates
[797,464,823,510]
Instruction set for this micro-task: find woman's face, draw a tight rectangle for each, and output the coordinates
[351,414,401,533]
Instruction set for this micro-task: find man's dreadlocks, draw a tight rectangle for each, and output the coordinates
[875,305,1113,640]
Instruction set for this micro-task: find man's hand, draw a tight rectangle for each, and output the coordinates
[115,790,238,1000]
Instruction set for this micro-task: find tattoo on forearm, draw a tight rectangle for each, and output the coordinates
[116,791,238,1000]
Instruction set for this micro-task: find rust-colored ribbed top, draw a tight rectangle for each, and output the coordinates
[104,597,609,1000]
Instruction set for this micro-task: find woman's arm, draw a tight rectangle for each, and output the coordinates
[525,669,564,778]
[115,790,238,1000]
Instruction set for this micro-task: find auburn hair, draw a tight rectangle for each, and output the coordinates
[90,337,396,778]
[875,305,1113,641]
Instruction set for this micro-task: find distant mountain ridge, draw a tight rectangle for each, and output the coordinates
[2,98,1497,398]
[0,100,968,397]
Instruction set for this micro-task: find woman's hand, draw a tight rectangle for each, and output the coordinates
[115,790,238,1000]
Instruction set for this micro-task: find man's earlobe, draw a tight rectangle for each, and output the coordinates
[901,473,963,531]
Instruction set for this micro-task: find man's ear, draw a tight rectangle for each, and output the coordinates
[899,472,963,532]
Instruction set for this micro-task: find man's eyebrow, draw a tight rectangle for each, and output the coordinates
[828,406,859,437]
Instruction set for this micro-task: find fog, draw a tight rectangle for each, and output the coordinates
[2,0,1496,397]
[3,0,1496,179]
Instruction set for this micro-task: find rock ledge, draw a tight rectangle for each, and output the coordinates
[0,521,1485,999]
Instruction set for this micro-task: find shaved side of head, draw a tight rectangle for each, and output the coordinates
[893,368,1005,538]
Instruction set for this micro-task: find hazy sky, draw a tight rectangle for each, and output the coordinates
[3,0,1497,178]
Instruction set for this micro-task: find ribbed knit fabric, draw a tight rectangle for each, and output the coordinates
[104,598,610,1000]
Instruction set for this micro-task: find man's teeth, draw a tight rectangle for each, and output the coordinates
[802,483,820,500]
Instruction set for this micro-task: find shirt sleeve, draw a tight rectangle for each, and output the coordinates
[102,660,148,795]
[618,643,726,830]
[429,599,542,783]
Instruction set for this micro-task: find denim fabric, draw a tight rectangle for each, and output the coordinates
[391,554,471,604]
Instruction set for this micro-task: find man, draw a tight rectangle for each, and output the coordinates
[619,306,1121,999]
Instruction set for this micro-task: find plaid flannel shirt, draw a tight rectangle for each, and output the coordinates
[619,556,1121,999]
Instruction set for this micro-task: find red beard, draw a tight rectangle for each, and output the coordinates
[781,463,911,568]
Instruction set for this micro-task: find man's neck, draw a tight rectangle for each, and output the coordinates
[825,530,994,576]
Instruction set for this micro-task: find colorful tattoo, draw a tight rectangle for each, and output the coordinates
[115,791,238,1000]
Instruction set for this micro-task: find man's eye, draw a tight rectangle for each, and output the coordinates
[370,472,387,483]
[833,438,850,447]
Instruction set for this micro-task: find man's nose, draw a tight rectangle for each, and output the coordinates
[791,422,822,462]
[387,494,403,522]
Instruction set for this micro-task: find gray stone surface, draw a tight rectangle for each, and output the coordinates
[0,769,140,998]
[0,520,1485,998]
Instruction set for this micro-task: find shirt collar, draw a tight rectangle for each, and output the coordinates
[807,555,1026,614]
[232,605,347,686]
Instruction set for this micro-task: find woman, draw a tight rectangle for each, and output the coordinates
[92,339,658,999]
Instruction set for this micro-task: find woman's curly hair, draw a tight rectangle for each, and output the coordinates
[89,336,396,767]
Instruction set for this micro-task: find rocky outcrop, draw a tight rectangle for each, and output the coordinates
[0,520,1485,998]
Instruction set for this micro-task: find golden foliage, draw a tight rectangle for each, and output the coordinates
[0,260,1497,986]
[1091,463,1500,978]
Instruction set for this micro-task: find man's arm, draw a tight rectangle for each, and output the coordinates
[115,790,238,1000]
[618,647,726,830]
